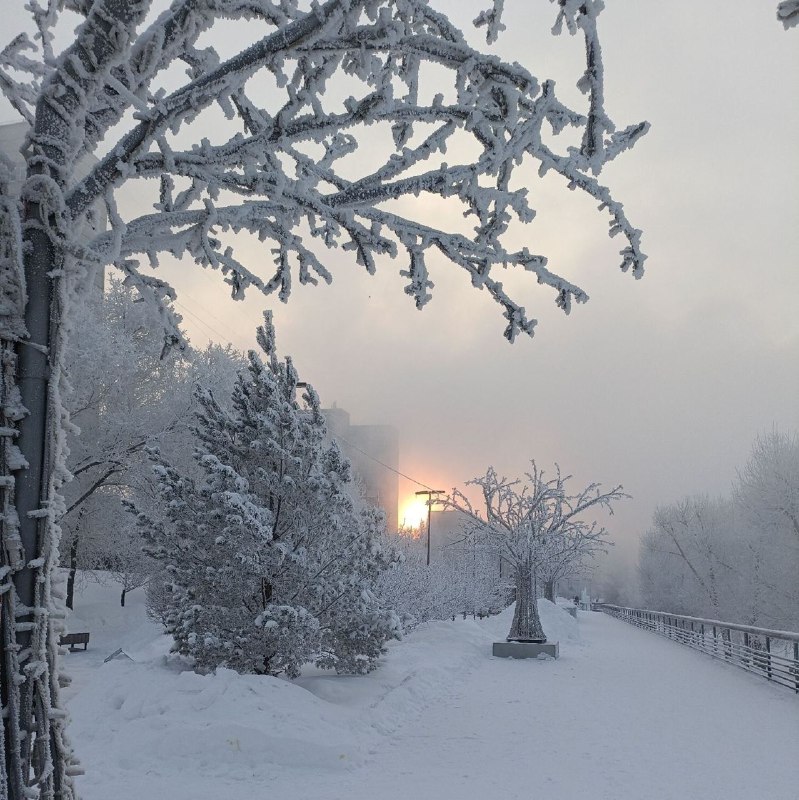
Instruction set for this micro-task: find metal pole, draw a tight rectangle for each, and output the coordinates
[427,501,432,566]
[415,489,444,566]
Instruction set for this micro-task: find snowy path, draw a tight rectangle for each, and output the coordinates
[300,611,799,800]
[67,592,799,800]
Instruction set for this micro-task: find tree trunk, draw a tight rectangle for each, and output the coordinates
[544,579,555,602]
[66,538,79,611]
[7,183,62,800]
[508,561,546,642]
[120,589,126,608]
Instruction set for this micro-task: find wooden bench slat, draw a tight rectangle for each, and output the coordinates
[59,632,90,651]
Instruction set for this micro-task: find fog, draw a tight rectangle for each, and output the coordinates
[3,2,797,575]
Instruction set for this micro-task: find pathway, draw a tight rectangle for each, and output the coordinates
[318,611,799,800]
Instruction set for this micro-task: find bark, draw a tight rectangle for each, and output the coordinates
[544,579,555,602]
[3,5,153,796]
[508,561,546,642]
[66,537,79,611]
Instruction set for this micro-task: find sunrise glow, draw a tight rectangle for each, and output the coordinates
[400,498,429,529]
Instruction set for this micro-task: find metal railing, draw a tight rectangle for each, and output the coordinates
[599,605,799,693]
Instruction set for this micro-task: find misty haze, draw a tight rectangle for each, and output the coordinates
[0,2,797,799]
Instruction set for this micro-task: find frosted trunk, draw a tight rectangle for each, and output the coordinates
[508,562,546,642]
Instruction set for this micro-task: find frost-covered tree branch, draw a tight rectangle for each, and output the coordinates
[3,0,649,348]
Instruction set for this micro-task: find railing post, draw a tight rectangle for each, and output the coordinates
[793,642,799,694]
[794,642,798,694]
[766,637,772,681]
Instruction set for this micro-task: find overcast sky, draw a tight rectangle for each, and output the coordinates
[3,2,798,572]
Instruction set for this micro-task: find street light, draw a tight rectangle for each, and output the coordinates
[415,489,445,566]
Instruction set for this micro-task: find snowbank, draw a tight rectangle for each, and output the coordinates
[63,578,578,799]
[61,576,799,800]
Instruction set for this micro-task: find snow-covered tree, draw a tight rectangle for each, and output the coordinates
[735,429,799,544]
[638,496,734,619]
[536,514,609,601]
[129,314,399,677]
[0,2,655,791]
[60,279,242,608]
[60,279,188,606]
[639,433,799,629]
[377,525,507,628]
[444,463,625,642]
[734,430,799,628]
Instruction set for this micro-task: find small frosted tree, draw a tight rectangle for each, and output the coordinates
[445,463,625,642]
[128,314,399,677]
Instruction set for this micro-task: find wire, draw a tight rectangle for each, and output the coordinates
[331,432,438,492]
[171,297,439,494]
[174,299,233,344]
[178,286,243,342]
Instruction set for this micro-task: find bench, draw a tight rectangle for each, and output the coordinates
[59,632,90,652]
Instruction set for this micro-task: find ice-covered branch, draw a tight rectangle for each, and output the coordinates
[67,0,361,219]
[53,0,647,342]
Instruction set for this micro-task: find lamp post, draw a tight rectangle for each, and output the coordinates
[415,489,444,566]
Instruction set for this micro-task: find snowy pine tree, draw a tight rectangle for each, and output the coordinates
[129,315,399,678]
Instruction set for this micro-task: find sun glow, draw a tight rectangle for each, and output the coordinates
[400,498,429,530]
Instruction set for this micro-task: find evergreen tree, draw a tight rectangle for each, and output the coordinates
[128,315,399,678]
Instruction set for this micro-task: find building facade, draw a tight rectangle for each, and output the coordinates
[322,405,399,532]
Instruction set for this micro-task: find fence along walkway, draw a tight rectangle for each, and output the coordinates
[600,605,799,692]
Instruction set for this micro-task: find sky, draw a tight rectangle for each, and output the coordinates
[2,2,798,577]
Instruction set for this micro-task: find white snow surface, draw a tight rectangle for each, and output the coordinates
[65,577,798,800]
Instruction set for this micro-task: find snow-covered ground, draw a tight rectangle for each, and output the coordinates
[64,577,799,800]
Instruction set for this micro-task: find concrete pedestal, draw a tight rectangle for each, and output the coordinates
[492,641,559,659]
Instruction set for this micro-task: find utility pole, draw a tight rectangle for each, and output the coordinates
[415,489,444,566]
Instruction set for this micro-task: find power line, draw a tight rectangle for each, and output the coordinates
[174,299,233,344]
[334,432,491,532]
[178,287,243,342]
[172,304,443,499]
[331,432,438,493]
